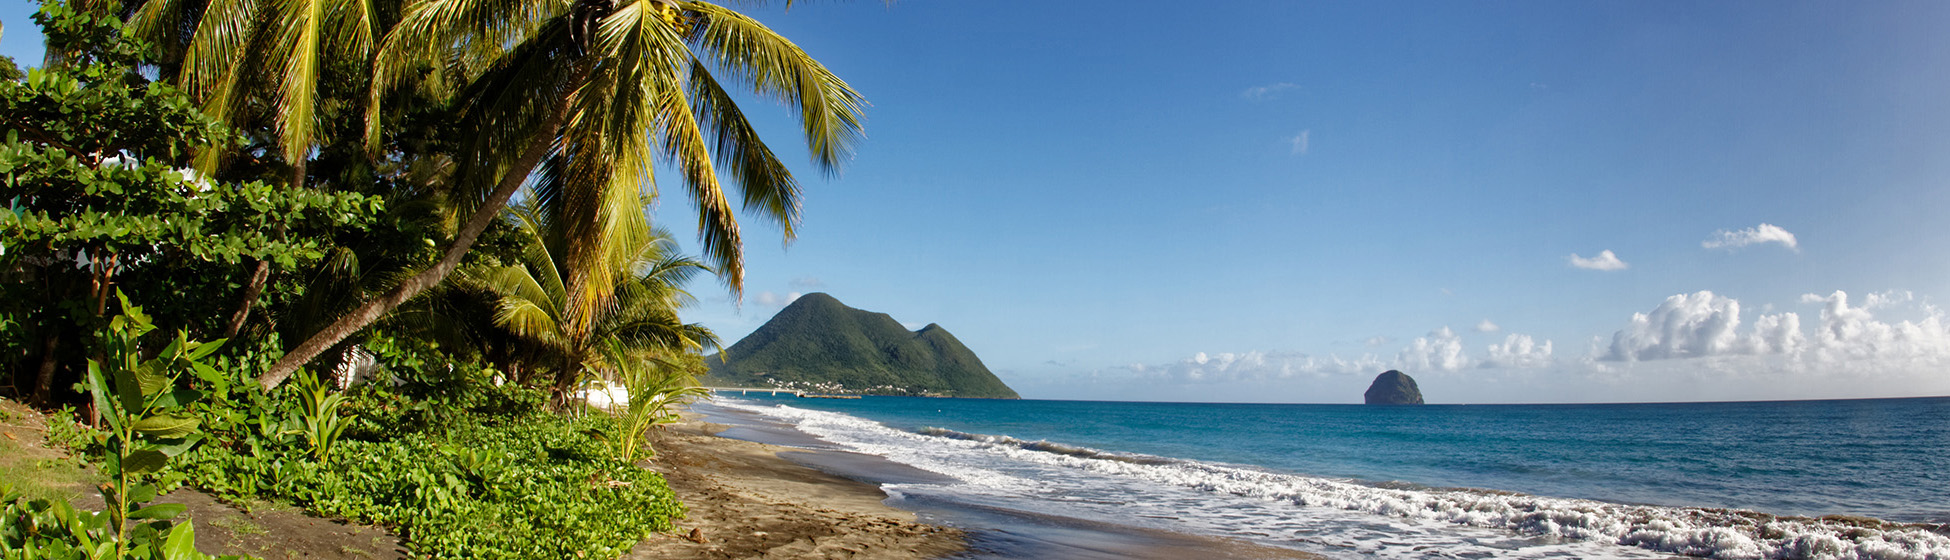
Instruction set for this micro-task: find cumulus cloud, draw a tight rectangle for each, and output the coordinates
[1242,82,1299,100]
[1568,250,1629,271]
[1364,335,1395,348]
[1599,289,1950,369]
[1702,223,1799,252]
[754,291,802,307]
[1603,291,1744,361]
[1125,325,1563,385]
[1289,130,1310,155]
[1398,327,1468,372]
[1127,350,1390,384]
[1474,319,1501,333]
[1798,291,1950,363]
[1483,334,1554,369]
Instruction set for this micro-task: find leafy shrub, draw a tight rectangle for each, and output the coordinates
[182,408,680,559]
[0,483,242,559]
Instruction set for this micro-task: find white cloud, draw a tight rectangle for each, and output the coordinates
[1568,250,1629,271]
[1241,82,1299,100]
[754,291,802,307]
[1397,327,1468,372]
[1799,290,1950,364]
[1702,223,1799,252]
[1483,334,1554,369]
[1125,351,1388,384]
[1600,289,1950,368]
[1603,291,1744,361]
[1474,319,1501,333]
[1289,130,1310,155]
[1364,335,1394,348]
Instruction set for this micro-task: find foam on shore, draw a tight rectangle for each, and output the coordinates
[717,399,1950,560]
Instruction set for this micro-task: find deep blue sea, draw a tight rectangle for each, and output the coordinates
[708,394,1950,559]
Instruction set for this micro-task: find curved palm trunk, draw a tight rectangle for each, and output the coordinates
[257,67,587,391]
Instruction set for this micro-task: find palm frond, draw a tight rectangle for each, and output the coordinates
[687,59,799,238]
[683,0,865,174]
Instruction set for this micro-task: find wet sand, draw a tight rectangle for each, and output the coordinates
[649,403,1324,560]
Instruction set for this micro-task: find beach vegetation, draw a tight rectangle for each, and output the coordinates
[0,0,853,555]
[253,0,866,389]
[467,202,718,408]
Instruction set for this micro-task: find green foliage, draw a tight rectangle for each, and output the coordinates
[0,1,384,405]
[602,344,708,462]
[706,293,1020,398]
[1,483,243,559]
[182,392,681,560]
[290,373,347,463]
[41,407,100,458]
[84,292,224,557]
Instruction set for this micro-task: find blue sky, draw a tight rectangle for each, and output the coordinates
[8,1,1950,404]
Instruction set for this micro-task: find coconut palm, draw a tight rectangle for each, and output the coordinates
[127,0,383,337]
[258,0,863,390]
[473,200,718,407]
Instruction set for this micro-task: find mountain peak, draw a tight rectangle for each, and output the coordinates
[706,294,1018,398]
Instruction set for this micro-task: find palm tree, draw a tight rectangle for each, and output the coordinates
[472,201,718,406]
[127,0,380,337]
[258,0,863,390]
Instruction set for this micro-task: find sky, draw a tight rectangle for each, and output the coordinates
[8,1,1950,404]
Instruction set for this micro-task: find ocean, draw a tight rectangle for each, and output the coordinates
[701,394,1950,560]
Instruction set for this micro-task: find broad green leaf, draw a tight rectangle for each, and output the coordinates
[161,522,201,560]
[154,388,202,409]
[132,414,200,438]
[124,449,167,474]
[128,482,157,503]
[114,361,145,412]
[128,502,187,520]
[152,434,204,457]
[86,361,124,434]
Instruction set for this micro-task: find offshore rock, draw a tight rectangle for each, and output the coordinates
[1363,370,1424,405]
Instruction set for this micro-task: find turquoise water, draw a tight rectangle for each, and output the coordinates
[712,394,1950,559]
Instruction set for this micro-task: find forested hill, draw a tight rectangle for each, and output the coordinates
[703,293,1019,398]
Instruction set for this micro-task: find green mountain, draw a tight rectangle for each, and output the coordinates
[704,293,1019,398]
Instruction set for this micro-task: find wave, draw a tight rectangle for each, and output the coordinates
[915,426,1180,466]
[720,399,1950,560]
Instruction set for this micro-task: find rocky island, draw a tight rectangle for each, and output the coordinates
[1363,370,1425,405]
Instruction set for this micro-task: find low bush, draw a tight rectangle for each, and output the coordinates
[182,390,681,560]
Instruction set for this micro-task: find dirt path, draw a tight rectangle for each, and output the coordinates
[0,398,403,560]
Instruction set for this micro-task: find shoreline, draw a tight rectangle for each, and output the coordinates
[626,416,965,559]
[654,402,1325,560]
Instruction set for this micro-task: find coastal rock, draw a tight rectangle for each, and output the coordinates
[1363,370,1424,405]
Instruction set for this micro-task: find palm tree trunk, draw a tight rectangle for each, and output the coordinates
[224,259,271,338]
[257,68,586,392]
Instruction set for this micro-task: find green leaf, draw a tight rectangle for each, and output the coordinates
[152,434,204,457]
[127,482,157,503]
[132,414,199,438]
[154,388,202,409]
[124,449,167,474]
[86,361,123,435]
[128,503,186,520]
[161,522,201,560]
[114,361,145,413]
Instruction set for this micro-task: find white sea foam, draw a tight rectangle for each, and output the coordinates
[714,399,1950,560]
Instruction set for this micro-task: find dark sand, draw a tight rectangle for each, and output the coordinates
[676,402,1325,560]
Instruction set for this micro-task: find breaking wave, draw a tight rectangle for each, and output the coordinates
[717,399,1950,560]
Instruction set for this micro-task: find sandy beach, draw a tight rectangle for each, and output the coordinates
[635,407,1325,560]
[627,418,967,559]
